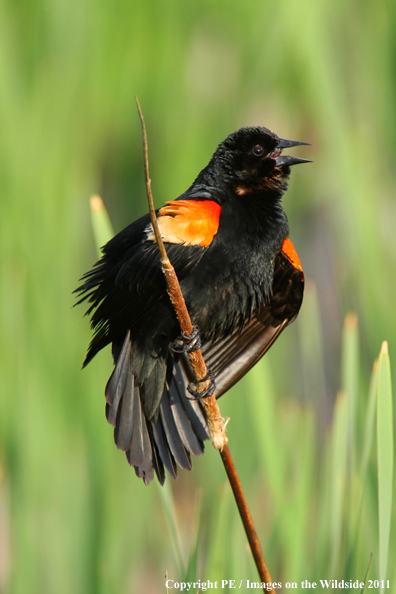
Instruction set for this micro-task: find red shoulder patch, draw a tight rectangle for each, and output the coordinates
[281,238,303,273]
[148,200,222,247]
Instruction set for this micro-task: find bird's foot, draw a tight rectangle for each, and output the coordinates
[187,371,216,400]
[171,325,202,354]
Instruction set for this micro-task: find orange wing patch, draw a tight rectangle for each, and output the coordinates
[281,238,303,273]
[147,200,222,247]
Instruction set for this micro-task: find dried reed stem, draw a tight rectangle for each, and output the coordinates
[135,96,274,591]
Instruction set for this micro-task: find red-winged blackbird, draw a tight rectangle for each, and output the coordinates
[76,126,309,485]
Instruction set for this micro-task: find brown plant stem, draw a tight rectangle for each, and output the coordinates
[221,445,273,586]
[135,96,274,591]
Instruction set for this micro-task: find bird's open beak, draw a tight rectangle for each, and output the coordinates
[274,138,312,167]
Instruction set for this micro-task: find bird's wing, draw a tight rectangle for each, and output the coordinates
[201,245,304,397]
[75,195,223,364]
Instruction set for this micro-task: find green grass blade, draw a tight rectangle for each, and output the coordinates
[157,482,185,576]
[377,342,393,594]
[206,483,232,581]
[341,313,359,474]
[90,195,115,255]
[184,491,202,583]
[360,553,373,594]
[347,360,380,577]
[184,531,199,585]
[330,391,348,574]
[358,360,379,505]
[247,358,285,506]
[340,313,360,573]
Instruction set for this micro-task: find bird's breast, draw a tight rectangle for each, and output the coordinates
[180,232,281,341]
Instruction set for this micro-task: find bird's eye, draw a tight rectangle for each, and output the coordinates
[253,145,264,156]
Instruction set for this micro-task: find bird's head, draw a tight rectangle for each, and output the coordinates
[206,126,310,197]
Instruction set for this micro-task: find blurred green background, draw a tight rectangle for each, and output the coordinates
[1,0,395,592]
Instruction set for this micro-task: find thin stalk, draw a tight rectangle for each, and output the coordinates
[221,444,274,585]
[135,96,274,590]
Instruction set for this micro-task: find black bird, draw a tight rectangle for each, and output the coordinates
[76,126,309,485]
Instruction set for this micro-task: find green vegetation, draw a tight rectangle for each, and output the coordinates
[1,1,395,592]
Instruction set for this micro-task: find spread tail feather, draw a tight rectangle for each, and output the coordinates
[105,332,210,485]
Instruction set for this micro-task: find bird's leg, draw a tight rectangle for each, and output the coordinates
[187,370,216,400]
[171,325,202,353]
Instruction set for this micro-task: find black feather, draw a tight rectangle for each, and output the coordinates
[127,385,144,466]
[115,373,134,451]
[105,332,131,426]
[167,376,204,456]
[133,416,154,485]
[159,390,192,471]
[151,415,177,479]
